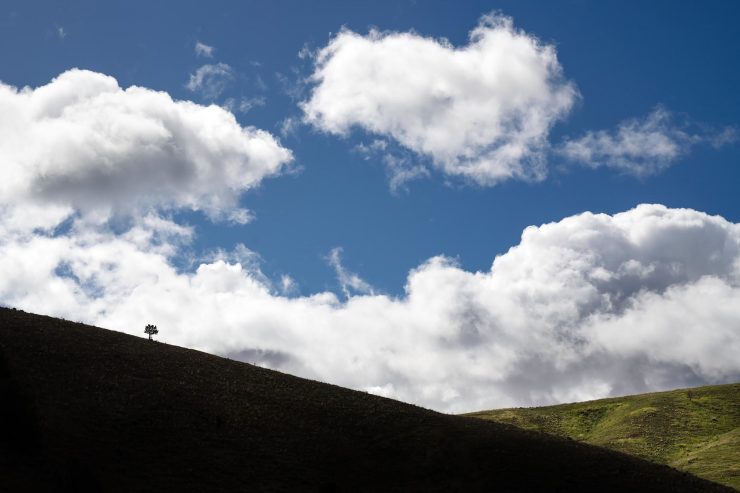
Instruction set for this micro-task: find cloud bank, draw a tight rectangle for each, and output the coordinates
[2,69,737,414]
[302,14,578,186]
[1,202,738,413]
[0,69,292,220]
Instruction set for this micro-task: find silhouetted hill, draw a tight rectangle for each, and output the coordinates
[467,383,740,489]
[0,307,733,492]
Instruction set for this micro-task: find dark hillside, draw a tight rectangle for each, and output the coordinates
[0,307,732,492]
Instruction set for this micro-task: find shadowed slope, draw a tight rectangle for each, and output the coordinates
[0,307,732,492]
[467,384,740,489]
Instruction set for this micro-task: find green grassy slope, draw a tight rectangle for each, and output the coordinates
[467,383,740,490]
[0,307,733,492]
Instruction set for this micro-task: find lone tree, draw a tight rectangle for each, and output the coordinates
[144,324,158,341]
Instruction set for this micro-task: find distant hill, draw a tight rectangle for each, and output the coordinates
[467,383,740,490]
[0,307,733,492]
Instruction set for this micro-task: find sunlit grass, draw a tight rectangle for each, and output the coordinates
[467,383,740,490]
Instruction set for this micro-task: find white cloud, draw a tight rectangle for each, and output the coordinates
[0,69,292,221]
[278,116,301,138]
[194,41,214,58]
[709,126,739,148]
[279,274,298,295]
[559,107,737,176]
[353,140,429,192]
[186,63,234,99]
[326,247,375,298]
[384,153,430,194]
[222,96,266,114]
[353,139,388,159]
[298,43,315,60]
[302,13,578,186]
[225,208,256,225]
[1,203,738,413]
[57,27,67,39]
[276,70,307,102]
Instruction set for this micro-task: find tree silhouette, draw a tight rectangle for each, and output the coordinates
[144,324,158,341]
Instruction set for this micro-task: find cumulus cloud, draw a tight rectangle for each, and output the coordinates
[560,107,737,176]
[0,69,292,220]
[1,203,738,413]
[186,63,234,99]
[194,41,214,58]
[302,13,578,186]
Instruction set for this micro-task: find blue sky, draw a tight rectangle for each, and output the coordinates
[4,0,739,295]
[1,1,739,411]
